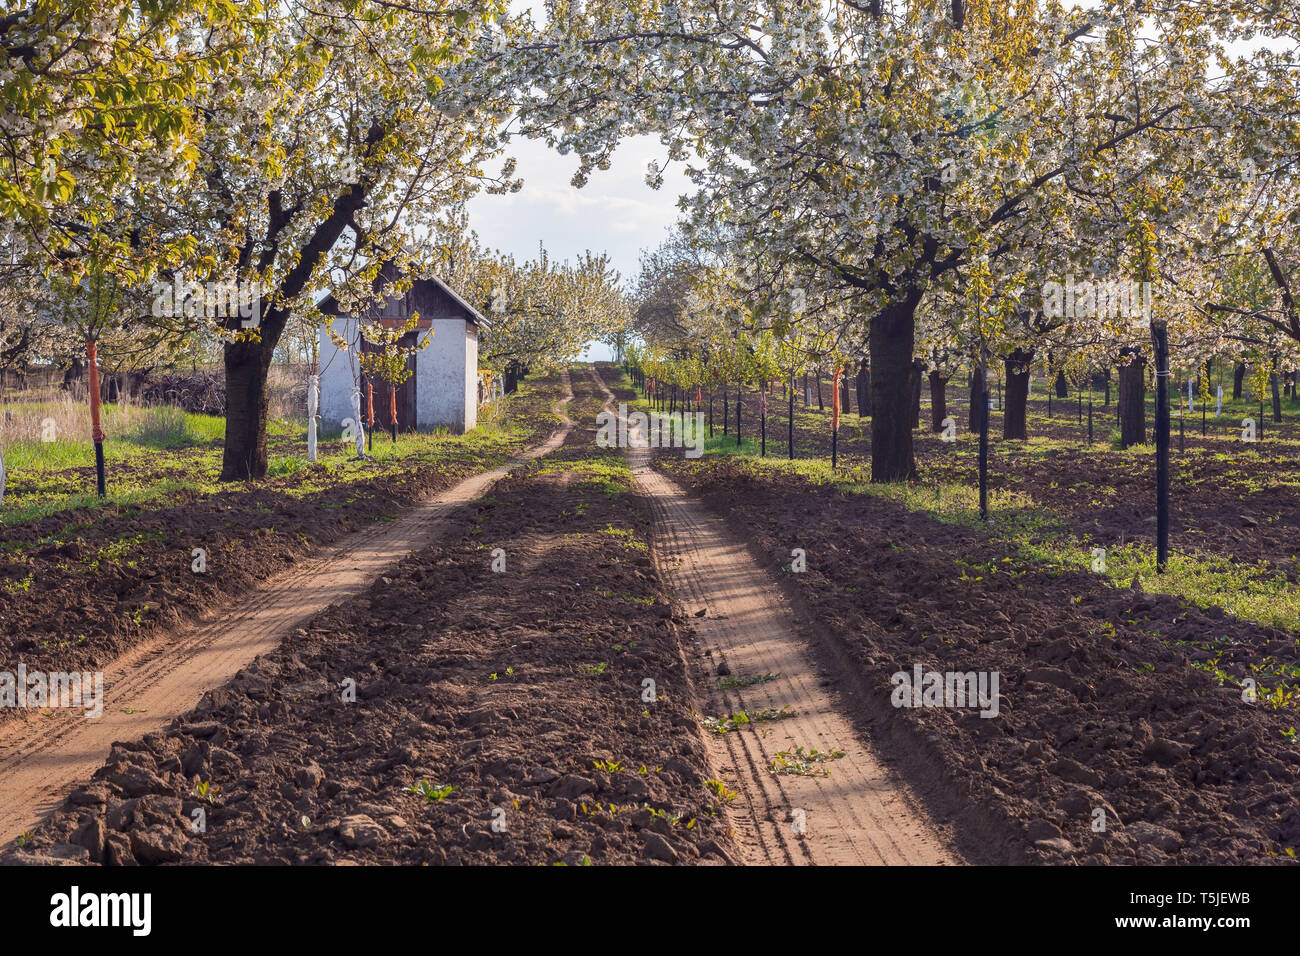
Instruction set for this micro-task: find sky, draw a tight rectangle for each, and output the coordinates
[465,133,693,362]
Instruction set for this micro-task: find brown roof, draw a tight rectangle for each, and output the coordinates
[314,264,488,330]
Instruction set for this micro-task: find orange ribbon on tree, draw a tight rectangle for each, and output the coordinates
[86,340,105,444]
[832,366,843,430]
[85,340,107,496]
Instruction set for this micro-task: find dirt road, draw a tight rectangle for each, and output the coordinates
[0,372,574,843]
[589,367,959,865]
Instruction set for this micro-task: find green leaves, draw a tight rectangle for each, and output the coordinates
[702,706,795,734]
[404,780,460,802]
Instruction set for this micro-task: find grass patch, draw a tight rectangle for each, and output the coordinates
[702,706,796,734]
[1,381,551,527]
[535,456,632,496]
[769,746,846,776]
[716,672,780,690]
[838,474,1300,636]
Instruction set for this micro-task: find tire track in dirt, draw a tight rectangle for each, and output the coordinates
[589,367,959,865]
[0,371,575,843]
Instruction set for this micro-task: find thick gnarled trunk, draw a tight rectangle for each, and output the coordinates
[929,370,948,432]
[1118,348,1146,449]
[856,359,871,417]
[221,339,274,480]
[1003,349,1033,440]
[869,297,920,482]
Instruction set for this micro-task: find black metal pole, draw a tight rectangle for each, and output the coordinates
[1153,322,1170,572]
[788,376,794,460]
[978,387,990,521]
[94,441,106,498]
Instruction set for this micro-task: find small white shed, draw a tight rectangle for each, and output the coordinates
[317,268,488,435]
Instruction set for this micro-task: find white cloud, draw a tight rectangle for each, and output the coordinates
[467,134,691,282]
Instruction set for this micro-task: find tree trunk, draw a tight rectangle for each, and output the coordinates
[1103,368,1111,406]
[968,363,986,432]
[1118,349,1146,449]
[1271,363,1282,422]
[1233,361,1246,400]
[816,369,823,411]
[840,372,852,416]
[1054,369,1069,398]
[63,356,86,395]
[868,296,920,482]
[856,360,871,416]
[928,370,948,432]
[1003,349,1033,440]
[221,341,274,480]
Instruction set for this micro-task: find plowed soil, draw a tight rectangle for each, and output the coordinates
[648,453,1300,865]
[0,380,564,687]
[3,371,740,865]
[0,373,576,844]
[592,369,959,865]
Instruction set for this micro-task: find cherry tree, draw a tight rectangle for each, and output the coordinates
[518,0,1217,481]
[436,229,631,392]
[131,0,520,479]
